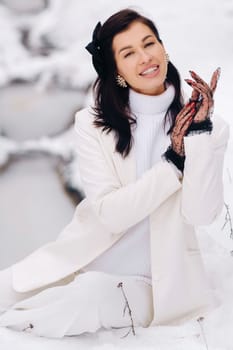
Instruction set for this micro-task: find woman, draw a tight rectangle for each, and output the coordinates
[0,8,230,338]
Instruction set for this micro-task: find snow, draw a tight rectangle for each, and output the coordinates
[0,0,233,348]
[0,84,85,141]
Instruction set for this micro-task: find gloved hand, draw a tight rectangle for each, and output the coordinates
[170,101,196,156]
[185,67,221,122]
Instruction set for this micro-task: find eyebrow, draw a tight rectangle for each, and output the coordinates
[118,35,154,54]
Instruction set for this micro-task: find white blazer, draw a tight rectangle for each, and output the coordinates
[12,107,230,325]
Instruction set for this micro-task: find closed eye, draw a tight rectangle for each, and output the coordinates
[124,51,134,58]
[145,41,155,47]
[123,41,155,58]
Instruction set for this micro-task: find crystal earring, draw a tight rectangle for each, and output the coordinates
[165,53,170,63]
[116,74,127,88]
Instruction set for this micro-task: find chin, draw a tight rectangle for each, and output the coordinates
[141,83,166,95]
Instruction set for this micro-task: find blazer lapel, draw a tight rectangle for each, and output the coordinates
[100,126,137,186]
[113,145,136,186]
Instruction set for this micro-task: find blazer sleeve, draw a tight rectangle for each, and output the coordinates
[181,114,230,225]
[74,109,182,234]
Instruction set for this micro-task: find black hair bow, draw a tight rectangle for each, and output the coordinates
[85,22,104,77]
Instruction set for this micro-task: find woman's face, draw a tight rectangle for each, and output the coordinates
[112,21,168,96]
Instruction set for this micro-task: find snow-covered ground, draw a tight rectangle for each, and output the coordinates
[0,0,233,349]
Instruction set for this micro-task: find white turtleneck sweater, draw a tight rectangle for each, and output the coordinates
[81,84,178,279]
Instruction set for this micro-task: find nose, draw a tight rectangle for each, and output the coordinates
[138,49,152,65]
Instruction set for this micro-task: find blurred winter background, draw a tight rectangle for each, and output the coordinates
[0,0,233,349]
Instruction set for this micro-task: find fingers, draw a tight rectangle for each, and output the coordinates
[171,102,196,154]
[171,110,194,154]
[174,105,195,134]
[189,70,209,90]
[177,101,196,121]
[185,80,211,98]
[185,80,212,110]
[190,88,200,103]
[179,110,195,132]
[210,67,221,93]
[185,68,220,97]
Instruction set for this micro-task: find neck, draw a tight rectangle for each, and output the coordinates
[129,83,175,115]
[132,82,167,96]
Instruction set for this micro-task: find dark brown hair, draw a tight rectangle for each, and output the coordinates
[90,9,184,158]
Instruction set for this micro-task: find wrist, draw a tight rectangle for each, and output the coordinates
[171,143,185,157]
[162,145,186,173]
[185,117,213,136]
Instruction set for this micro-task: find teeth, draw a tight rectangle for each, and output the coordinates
[141,66,158,75]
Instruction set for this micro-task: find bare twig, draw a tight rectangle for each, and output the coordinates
[221,202,233,240]
[22,323,34,332]
[117,282,136,337]
[197,317,209,350]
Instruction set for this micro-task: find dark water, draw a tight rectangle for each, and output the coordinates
[0,83,85,269]
[0,154,76,269]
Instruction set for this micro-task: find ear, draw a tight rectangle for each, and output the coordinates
[116,69,125,80]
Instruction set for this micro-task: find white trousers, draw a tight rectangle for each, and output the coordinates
[0,268,153,338]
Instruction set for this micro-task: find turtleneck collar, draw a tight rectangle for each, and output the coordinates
[129,83,175,115]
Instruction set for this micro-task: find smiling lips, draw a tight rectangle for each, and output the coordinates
[139,65,159,77]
